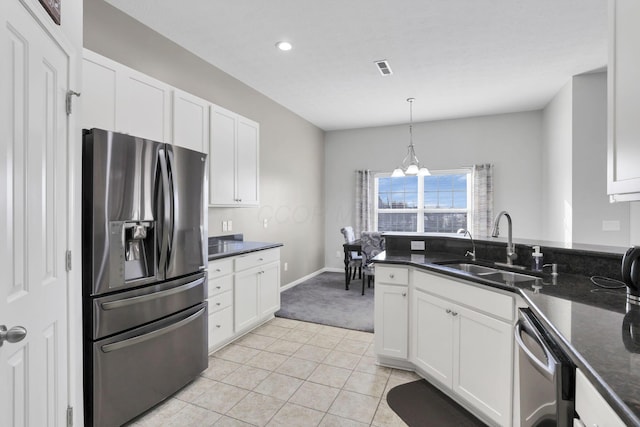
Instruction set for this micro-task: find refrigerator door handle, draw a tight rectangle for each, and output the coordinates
[100,277,205,310]
[100,306,205,353]
[158,149,171,273]
[166,148,177,271]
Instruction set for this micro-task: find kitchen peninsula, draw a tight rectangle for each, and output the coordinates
[373,232,638,427]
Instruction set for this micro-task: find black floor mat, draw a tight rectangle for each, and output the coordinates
[387,379,487,427]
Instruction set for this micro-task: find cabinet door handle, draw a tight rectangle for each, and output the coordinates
[216,302,221,306]
[216,325,221,328]
[215,268,222,272]
[402,292,407,297]
[389,274,395,279]
[452,311,458,316]
[216,286,221,289]
[446,309,452,314]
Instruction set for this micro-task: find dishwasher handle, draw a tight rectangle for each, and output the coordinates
[515,316,558,382]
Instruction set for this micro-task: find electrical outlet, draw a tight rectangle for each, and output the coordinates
[284,262,288,271]
[263,218,268,228]
[336,250,342,258]
[228,220,233,231]
[222,221,228,231]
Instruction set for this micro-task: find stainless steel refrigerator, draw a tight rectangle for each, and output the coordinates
[82,128,208,427]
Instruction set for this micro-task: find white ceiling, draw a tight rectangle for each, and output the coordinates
[105,0,607,131]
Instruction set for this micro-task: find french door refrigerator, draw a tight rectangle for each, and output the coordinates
[82,128,208,427]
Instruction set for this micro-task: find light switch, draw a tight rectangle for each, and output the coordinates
[222,221,228,231]
[228,220,233,231]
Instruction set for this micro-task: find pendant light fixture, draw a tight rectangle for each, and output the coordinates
[391,98,430,177]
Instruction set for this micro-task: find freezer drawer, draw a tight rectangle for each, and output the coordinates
[90,272,206,340]
[88,303,208,427]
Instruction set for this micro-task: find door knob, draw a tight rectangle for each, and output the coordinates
[0,325,27,347]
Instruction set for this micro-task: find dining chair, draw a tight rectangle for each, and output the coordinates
[361,231,385,295]
[340,226,362,286]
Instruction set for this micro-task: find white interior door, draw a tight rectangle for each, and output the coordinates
[0,1,70,425]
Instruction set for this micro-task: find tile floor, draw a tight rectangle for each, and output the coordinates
[128,317,417,426]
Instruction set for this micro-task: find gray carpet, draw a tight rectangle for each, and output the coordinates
[275,271,374,332]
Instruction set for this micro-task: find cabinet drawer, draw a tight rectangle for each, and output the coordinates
[208,306,233,348]
[208,290,232,313]
[414,269,513,321]
[208,275,233,297]
[235,248,280,272]
[208,258,233,279]
[375,265,409,285]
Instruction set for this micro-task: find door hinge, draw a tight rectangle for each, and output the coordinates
[65,90,80,115]
[66,406,73,427]
[65,250,72,272]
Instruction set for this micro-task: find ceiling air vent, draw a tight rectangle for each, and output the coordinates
[374,60,393,76]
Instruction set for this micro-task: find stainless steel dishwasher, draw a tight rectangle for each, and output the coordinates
[515,308,575,427]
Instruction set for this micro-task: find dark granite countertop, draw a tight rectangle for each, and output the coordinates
[374,251,640,426]
[207,235,282,261]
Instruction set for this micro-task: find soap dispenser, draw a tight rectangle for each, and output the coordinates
[531,246,543,272]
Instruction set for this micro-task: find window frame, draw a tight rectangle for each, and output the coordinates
[374,168,473,233]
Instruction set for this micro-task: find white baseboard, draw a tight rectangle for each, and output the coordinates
[280,267,343,291]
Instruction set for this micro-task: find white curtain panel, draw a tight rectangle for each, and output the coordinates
[472,164,494,237]
[355,170,373,237]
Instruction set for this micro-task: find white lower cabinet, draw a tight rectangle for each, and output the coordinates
[234,266,260,331]
[259,262,281,316]
[575,369,626,427]
[412,289,454,386]
[375,284,409,359]
[207,248,280,352]
[453,302,512,426]
[374,266,409,359]
[411,287,512,426]
[235,260,280,331]
[375,267,514,426]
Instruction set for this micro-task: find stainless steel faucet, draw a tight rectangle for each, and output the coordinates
[457,228,476,261]
[491,211,517,266]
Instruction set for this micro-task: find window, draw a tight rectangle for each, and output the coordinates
[375,169,472,233]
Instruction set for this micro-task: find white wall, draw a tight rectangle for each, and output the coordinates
[541,72,630,247]
[572,72,630,246]
[324,111,543,269]
[542,80,573,243]
[631,202,640,245]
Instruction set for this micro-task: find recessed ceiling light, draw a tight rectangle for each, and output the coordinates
[276,41,293,51]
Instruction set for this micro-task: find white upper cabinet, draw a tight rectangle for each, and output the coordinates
[82,51,117,131]
[82,50,260,206]
[172,89,209,153]
[236,117,260,205]
[119,71,171,143]
[210,105,260,206]
[608,0,640,201]
[81,49,171,142]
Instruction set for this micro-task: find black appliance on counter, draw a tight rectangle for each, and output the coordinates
[82,129,208,427]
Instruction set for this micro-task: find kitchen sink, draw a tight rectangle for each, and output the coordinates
[436,260,539,285]
[478,271,538,283]
[439,263,498,275]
